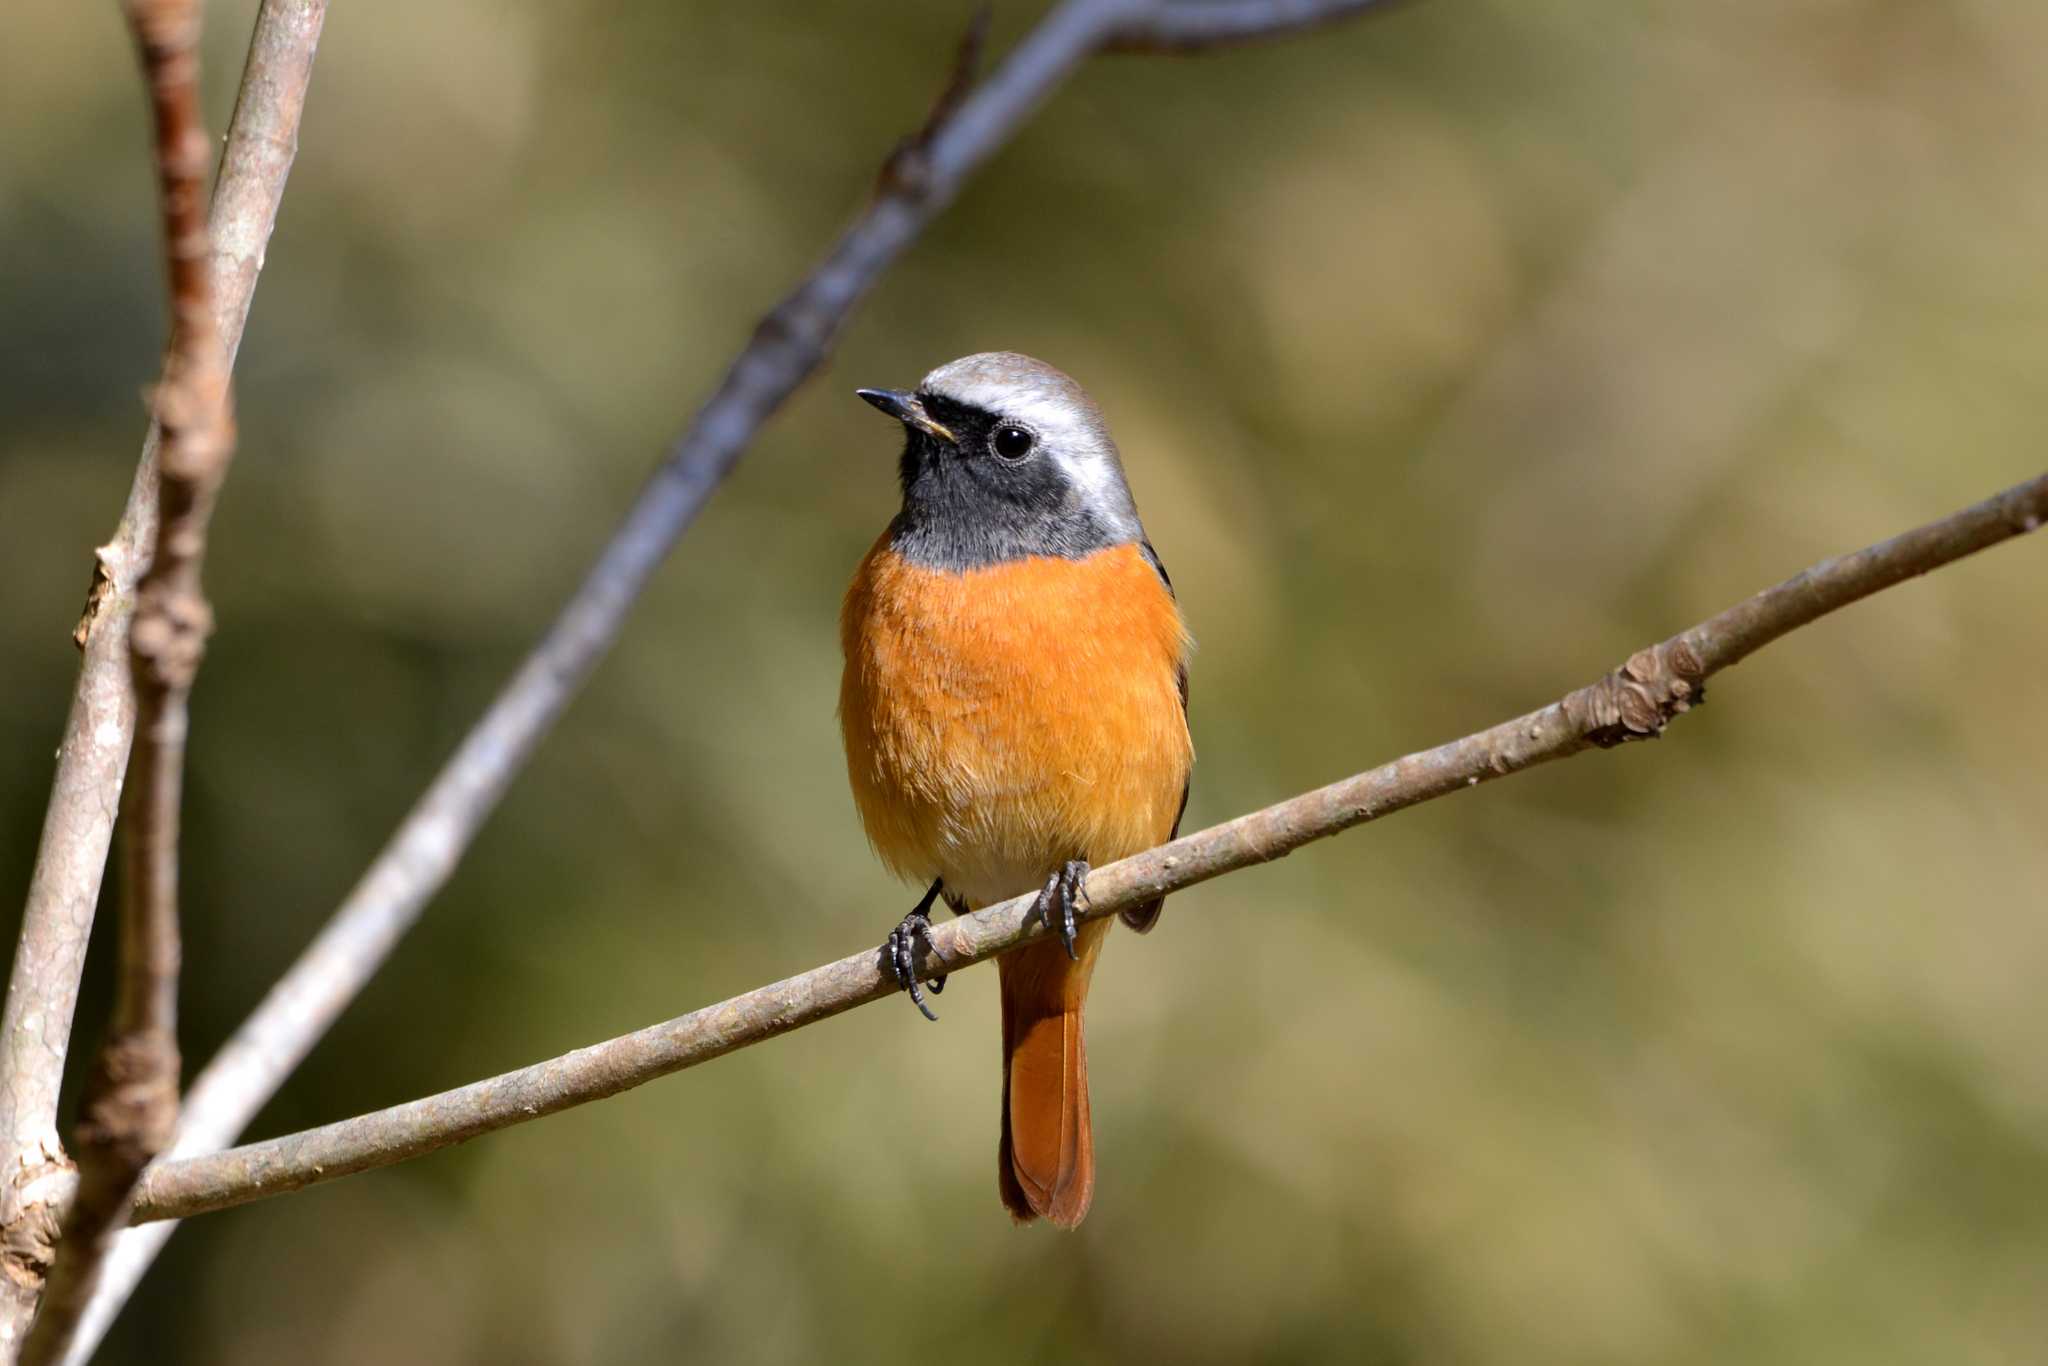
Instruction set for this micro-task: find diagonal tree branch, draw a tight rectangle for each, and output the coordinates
[14,0,250,1356]
[117,471,2047,1225]
[0,5,327,1348]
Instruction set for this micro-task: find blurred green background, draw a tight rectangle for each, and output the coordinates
[6,1,2048,1362]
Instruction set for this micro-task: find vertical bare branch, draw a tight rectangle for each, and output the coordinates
[0,0,326,1353]
[15,0,241,1357]
[0,506,146,1349]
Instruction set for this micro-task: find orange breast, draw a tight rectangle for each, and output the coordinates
[840,539,1192,908]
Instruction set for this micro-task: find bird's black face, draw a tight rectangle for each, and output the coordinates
[858,387,1133,572]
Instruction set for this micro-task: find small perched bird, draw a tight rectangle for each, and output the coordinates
[840,352,1192,1228]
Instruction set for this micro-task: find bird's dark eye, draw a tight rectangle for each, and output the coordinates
[991,425,1035,459]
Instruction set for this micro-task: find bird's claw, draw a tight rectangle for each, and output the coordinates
[1036,859,1090,961]
[883,879,948,1021]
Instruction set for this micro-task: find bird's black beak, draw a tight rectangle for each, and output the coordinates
[856,388,956,443]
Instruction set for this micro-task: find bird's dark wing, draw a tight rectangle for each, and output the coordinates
[1123,540,1189,934]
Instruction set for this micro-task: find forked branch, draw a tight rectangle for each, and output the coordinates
[17,0,240,1359]
[0,4,326,1350]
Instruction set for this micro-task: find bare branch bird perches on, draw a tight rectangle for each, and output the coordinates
[123,471,2048,1225]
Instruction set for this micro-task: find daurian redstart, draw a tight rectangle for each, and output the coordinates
[840,353,1192,1228]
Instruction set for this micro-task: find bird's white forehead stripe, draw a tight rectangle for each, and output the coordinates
[924,374,1108,475]
[916,352,1142,535]
[967,390,1077,438]
[920,373,1068,428]
[921,361,1100,450]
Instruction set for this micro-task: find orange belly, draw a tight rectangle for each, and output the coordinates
[840,540,1192,908]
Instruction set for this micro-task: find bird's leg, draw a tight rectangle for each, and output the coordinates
[883,878,949,1022]
[1034,859,1091,961]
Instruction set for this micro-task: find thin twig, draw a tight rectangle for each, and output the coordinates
[879,2,991,193]
[117,471,2047,1225]
[16,0,242,1357]
[144,0,1394,1274]
[1105,0,1401,51]
[0,2,326,1348]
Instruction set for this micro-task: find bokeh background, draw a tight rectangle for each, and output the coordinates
[6,1,2048,1362]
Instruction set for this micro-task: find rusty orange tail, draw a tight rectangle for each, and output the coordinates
[997,925,1107,1228]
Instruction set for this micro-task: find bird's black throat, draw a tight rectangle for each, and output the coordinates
[888,395,1133,572]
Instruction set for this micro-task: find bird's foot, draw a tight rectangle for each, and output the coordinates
[883,879,949,1021]
[1035,859,1091,961]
